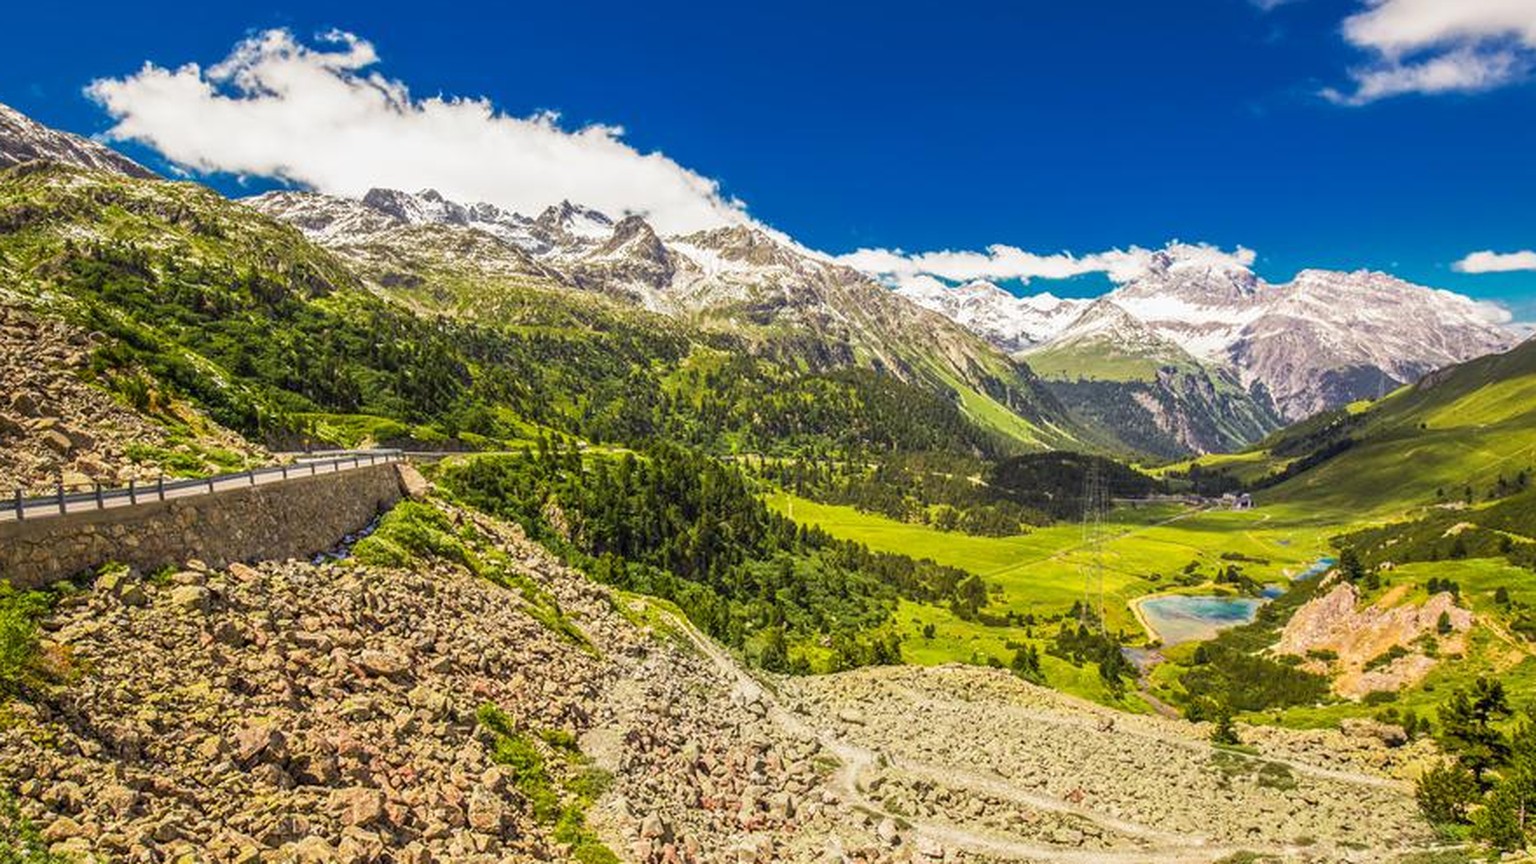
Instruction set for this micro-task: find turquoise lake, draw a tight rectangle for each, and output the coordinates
[1135,556,1337,646]
[1137,595,1264,646]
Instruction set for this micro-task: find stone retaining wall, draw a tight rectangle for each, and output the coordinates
[0,464,409,589]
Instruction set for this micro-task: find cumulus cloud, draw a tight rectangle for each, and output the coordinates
[1454,249,1536,273]
[837,241,1257,288]
[86,29,750,234]
[1325,0,1536,104]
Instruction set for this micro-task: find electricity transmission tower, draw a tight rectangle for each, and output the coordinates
[1079,458,1109,633]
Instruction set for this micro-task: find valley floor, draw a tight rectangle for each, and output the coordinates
[1,497,1453,864]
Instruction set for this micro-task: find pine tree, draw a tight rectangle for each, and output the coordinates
[1439,677,1513,783]
[1473,715,1536,851]
[1011,644,1044,685]
[1210,703,1241,746]
[1339,548,1366,583]
[1415,761,1480,825]
[1437,610,1454,636]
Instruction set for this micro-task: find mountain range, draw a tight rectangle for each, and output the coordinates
[0,98,1520,460]
[894,246,1516,455]
[244,184,1089,451]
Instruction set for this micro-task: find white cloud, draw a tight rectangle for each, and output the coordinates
[1327,0,1536,104]
[837,241,1257,287]
[1454,249,1536,273]
[86,29,750,234]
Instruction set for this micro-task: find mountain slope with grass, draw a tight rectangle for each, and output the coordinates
[245,185,1092,453]
[0,159,1070,466]
[1024,299,1284,457]
[1174,336,1536,518]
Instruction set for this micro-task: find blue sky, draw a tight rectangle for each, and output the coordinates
[3,0,1534,319]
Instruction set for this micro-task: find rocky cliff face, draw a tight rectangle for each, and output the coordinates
[1276,581,1473,699]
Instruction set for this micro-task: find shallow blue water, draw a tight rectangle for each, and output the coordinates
[1137,556,1335,645]
[1139,595,1263,646]
[1294,556,1337,580]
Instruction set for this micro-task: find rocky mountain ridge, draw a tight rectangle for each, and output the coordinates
[894,248,1518,442]
[0,103,156,180]
[243,184,1086,451]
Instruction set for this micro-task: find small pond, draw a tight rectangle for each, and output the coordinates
[1136,594,1264,646]
[1293,556,1337,580]
[1134,556,1337,646]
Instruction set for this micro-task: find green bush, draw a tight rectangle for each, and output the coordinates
[0,585,50,700]
[352,502,473,570]
[476,704,560,821]
[474,704,619,862]
[1413,759,1474,817]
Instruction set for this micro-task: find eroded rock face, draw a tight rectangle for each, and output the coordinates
[1276,581,1473,697]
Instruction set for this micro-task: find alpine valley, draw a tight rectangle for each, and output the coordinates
[3,94,1536,864]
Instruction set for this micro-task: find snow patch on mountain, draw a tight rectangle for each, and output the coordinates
[0,102,156,179]
[905,248,1516,424]
[893,276,1087,352]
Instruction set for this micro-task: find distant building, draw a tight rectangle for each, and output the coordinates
[1220,492,1255,510]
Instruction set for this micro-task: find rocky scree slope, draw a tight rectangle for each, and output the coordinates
[0,302,267,493]
[2,498,944,864]
[2,486,1449,864]
[783,666,1437,861]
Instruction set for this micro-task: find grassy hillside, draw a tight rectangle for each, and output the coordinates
[1165,338,1536,518]
[1028,340,1283,458]
[765,490,1339,706]
[0,162,1073,460]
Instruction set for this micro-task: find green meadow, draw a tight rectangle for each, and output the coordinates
[766,492,1338,643]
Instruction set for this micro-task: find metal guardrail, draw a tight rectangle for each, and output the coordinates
[1,450,403,524]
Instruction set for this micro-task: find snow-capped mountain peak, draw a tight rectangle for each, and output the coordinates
[0,101,157,179]
[892,277,1087,353]
[1034,264,1511,421]
[535,200,616,246]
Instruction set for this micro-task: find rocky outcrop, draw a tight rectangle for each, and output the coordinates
[1276,582,1473,698]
